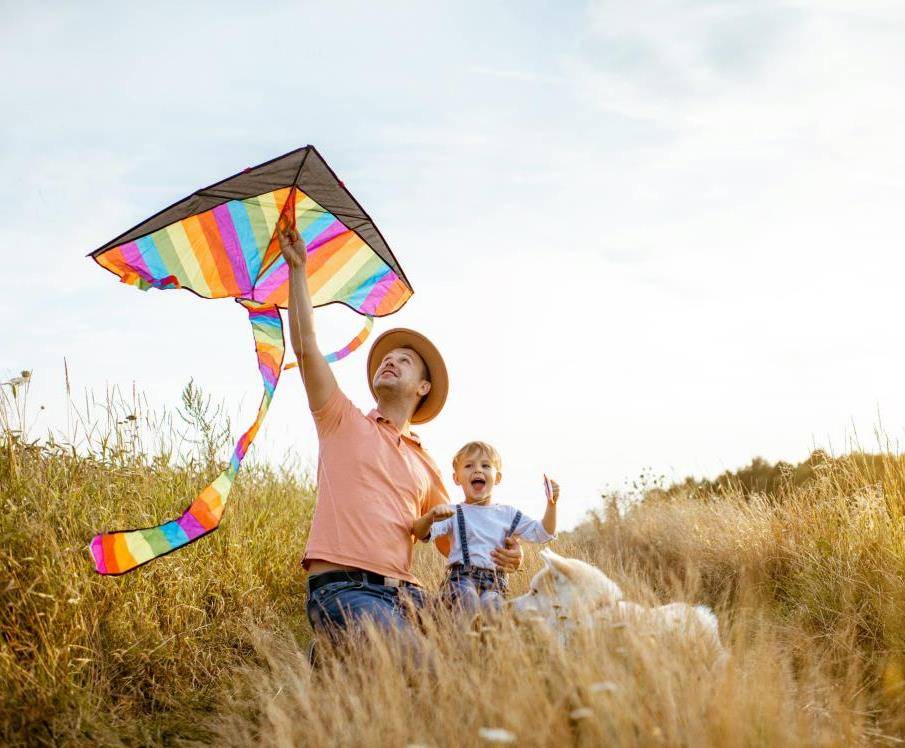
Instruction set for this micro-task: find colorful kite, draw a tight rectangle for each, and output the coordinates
[89,146,412,574]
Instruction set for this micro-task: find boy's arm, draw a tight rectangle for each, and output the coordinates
[541,479,560,536]
[280,228,337,411]
[541,500,557,536]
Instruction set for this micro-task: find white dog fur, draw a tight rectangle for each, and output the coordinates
[510,549,723,654]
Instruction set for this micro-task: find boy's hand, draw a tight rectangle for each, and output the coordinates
[428,504,454,523]
[412,504,454,541]
[544,475,560,505]
[279,227,307,269]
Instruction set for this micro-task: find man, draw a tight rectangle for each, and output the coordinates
[278,227,522,634]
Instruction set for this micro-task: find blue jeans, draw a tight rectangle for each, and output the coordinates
[306,580,428,637]
[441,566,509,617]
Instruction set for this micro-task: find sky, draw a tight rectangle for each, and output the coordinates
[3,0,905,530]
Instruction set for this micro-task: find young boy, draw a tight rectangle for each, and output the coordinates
[412,441,560,617]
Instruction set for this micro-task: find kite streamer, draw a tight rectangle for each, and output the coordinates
[91,300,283,574]
[284,315,375,370]
[88,146,413,574]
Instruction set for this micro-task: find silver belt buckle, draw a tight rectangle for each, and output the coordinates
[383,576,402,588]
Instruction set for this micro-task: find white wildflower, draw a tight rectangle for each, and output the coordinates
[590,681,618,694]
[478,727,517,743]
[570,707,594,720]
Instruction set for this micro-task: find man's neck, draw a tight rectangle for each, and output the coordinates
[375,396,414,435]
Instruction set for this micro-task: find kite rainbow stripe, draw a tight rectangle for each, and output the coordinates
[88,147,414,575]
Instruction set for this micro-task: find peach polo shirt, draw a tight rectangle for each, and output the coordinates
[302,387,449,584]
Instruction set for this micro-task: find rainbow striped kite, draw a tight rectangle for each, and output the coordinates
[89,146,412,575]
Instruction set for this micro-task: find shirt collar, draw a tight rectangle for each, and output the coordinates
[368,409,422,445]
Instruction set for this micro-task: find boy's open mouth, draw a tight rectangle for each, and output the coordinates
[471,478,486,491]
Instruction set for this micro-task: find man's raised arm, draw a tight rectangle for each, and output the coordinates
[278,228,338,411]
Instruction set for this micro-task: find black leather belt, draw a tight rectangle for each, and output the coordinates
[307,569,420,594]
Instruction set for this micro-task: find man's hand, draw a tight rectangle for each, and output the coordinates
[547,479,560,505]
[279,227,307,269]
[280,223,337,410]
[491,535,523,573]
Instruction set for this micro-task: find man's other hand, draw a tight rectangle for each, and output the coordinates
[491,535,523,573]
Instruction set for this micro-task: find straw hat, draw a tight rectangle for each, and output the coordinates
[367,328,448,424]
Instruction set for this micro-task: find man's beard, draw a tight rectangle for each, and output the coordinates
[374,378,404,400]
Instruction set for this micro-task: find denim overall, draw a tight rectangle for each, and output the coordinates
[442,505,522,616]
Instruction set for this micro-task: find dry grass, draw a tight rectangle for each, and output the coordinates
[0,378,314,745]
[3,378,905,745]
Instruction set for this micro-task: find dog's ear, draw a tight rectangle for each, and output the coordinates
[540,549,577,580]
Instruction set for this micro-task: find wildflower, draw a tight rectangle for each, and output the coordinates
[569,707,594,720]
[478,727,517,744]
[590,681,618,694]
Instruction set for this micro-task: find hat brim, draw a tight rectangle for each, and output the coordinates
[367,328,448,424]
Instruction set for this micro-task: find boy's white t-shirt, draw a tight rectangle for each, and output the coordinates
[429,503,555,569]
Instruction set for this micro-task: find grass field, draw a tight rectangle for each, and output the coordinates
[4,380,905,745]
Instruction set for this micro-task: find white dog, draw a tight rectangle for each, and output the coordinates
[510,549,723,654]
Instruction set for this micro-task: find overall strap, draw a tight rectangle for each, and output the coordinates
[507,509,523,538]
[456,504,470,568]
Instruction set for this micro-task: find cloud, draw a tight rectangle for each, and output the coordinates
[580,1,807,101]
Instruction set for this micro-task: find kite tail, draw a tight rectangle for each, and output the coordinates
[89,299,284,575]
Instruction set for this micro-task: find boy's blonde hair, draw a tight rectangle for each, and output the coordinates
[452,441,503,473]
